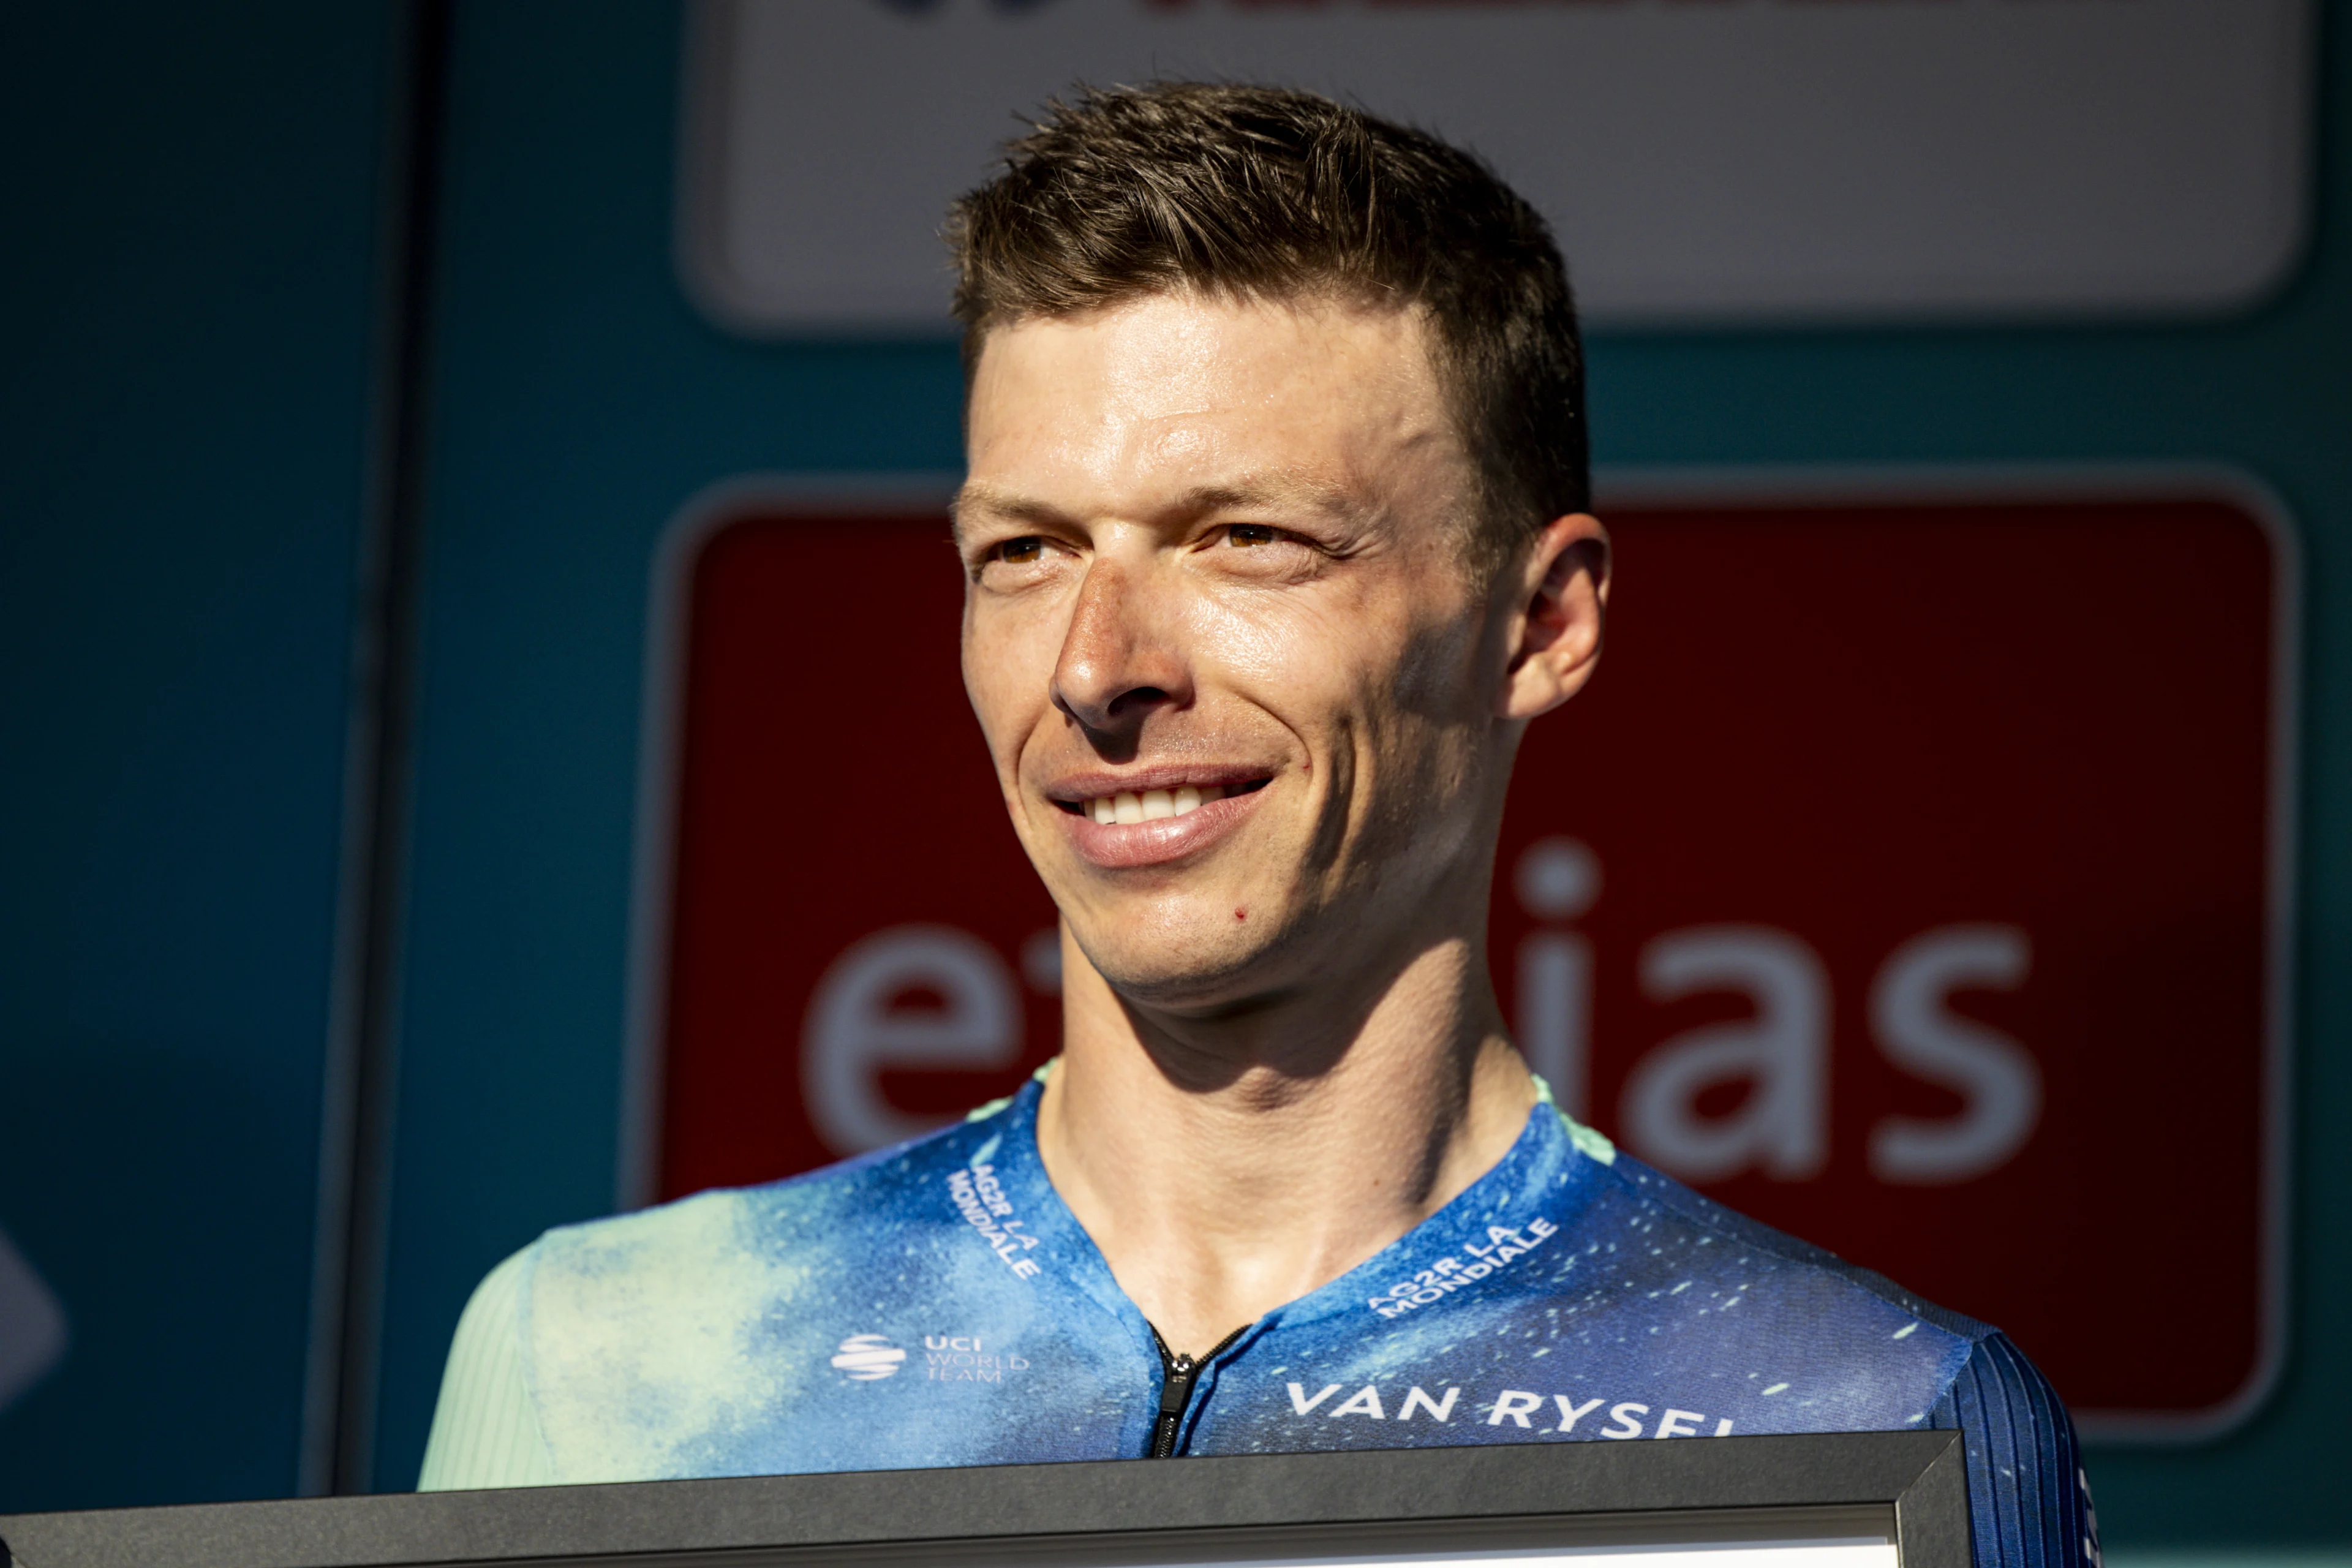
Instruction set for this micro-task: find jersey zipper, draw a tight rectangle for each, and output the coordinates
[1146,1324,1249,1458]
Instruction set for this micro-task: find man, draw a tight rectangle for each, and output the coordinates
[420,83,2092,1568]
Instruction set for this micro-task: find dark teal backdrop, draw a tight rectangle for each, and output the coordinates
[0,0,393,1510]
[2,0,2346,1550]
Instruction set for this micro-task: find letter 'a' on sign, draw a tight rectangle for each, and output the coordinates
[629,472,2296,1442]
[1623,927,1830,1182]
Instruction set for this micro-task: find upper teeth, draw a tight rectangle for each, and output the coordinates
[1087,785,1221,824]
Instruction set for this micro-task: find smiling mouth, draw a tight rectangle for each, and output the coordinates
[1054,778,1270,826]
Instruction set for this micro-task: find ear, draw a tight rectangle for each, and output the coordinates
[1497,512,1610,722]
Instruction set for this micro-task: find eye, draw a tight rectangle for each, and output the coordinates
[1225,524,1283,548]
[990,536,1047,565]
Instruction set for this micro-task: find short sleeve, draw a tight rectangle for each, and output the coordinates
[1930,1332,2101,1568]
[415,1245,557,1490]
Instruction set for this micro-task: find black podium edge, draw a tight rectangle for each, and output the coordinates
[0,1429,1969,1568]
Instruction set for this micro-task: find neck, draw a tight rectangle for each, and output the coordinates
[1034,932,1537,1359]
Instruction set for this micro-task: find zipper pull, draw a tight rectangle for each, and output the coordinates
[1160,1354,1197,1412]
[1150,1353,1196,1458]
[1145,1324,1249,1459]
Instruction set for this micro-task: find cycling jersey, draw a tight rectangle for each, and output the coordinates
[419,1074,2096,1568]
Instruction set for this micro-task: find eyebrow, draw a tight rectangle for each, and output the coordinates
[951,481,1067,540]
[951,473,1362,543]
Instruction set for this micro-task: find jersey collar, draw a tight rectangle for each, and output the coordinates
[969,1074,1615,1349]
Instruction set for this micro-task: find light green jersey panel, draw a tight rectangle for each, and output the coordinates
[416,1245,556,1490]
[1529,1071,1615,1165]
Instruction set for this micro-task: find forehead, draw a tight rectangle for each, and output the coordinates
[960,293,1464,527]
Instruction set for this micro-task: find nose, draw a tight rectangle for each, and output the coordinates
[1050,557,1192,739]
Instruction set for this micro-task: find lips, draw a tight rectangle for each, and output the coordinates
[1044,772,1272,870]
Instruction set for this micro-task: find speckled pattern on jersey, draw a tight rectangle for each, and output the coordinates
[519,1080,2095,1568]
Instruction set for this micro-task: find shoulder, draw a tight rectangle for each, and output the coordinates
[418,1246,551,1490]
[1591,1140,1996,1336]
[1559,1130,2000,1422]
[1936,1332,2095,1568]
[1529,1095,1954,1332]
[502,1122,989,1482]
[515,1112,1012,1373]
[1557,1125,2090,1568]
[528,1125,971,1310]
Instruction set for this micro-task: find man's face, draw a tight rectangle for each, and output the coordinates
[957,292,1523,1012]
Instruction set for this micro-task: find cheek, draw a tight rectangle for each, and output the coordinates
[1384,608,1487,720]
[1371,545,1487,710]
[1217,571,1478,722]
[1185,593,1309,685]
[1185,589,1366,722]
[1193,581,1483,804]
[962,609,1047,772]
[1327,590,1495,817]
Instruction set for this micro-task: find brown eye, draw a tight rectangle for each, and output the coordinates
[1227,524,1280,548]
[993,537,1046,565]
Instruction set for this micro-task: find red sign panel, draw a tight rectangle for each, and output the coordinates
[640,479,2291,1438]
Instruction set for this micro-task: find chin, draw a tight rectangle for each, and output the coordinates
[1069,901,1301,1014]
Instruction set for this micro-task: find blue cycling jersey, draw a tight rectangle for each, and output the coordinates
[454,1077,2095,1568]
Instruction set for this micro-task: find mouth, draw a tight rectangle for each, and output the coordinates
[1053,777,1270,826]
[1042,772,1275,870]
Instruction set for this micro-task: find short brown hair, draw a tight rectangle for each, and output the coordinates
[946,81,1588,571]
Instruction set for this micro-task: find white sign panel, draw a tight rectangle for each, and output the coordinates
[0,1222,66,1417]
[679,0,2311,334]
[1152,1547,1895,1568]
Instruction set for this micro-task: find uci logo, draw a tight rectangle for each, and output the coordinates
[830,1334,907,1381]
